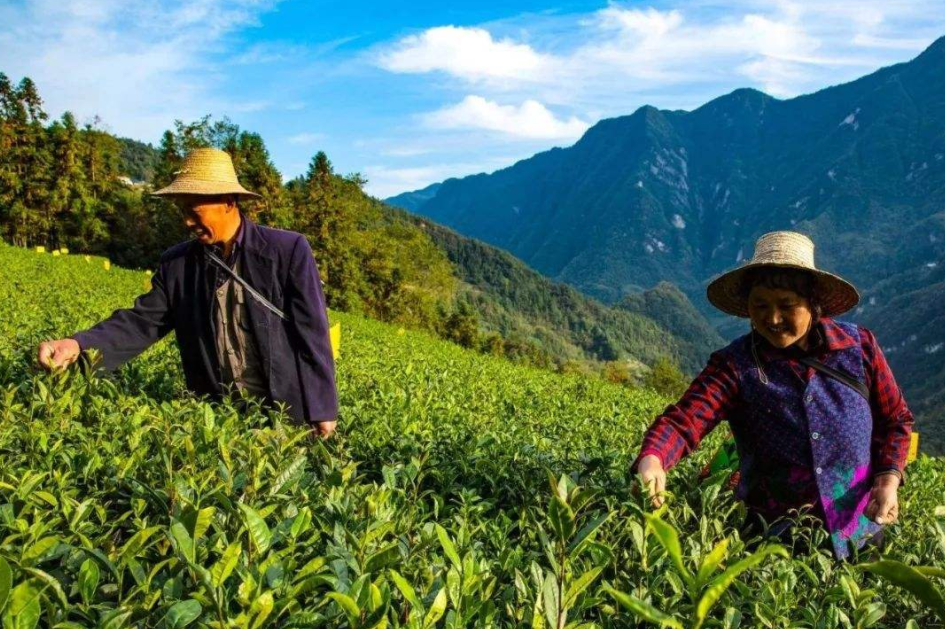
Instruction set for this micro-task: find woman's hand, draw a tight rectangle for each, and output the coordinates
[864,473,900,524]
[637,454,667,508]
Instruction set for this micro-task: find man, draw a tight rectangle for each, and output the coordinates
[37,148,338,437]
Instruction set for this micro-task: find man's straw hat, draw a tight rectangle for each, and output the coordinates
[706,231,859,318]
[152,148,260,199]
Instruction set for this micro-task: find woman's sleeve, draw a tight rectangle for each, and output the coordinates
[860,327,914,485]
[630,350,740,474]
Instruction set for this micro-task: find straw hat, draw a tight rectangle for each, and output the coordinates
[152,148,260,199]
[706,231,859,318]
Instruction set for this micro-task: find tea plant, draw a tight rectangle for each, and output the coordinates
[1,243,944,627]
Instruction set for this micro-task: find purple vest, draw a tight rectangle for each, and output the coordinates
[724,321,882,559]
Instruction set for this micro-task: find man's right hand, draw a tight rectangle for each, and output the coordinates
[37,338,81,371]
[637,454,667,508]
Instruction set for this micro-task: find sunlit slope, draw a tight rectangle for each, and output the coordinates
[1,243,943,628]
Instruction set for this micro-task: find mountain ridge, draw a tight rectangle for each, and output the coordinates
[387,35,945,452]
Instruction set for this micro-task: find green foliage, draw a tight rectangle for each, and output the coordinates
[1,242,945,627]
[0,77,457,339]
[858,559,945,624]
[414,217,707,373]
[606,513,788,628]
[117,137,160,183]
[283,153,456,330]
[642,356,690,399]
[618,282,725,373]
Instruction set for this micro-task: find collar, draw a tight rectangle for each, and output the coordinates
[753,317,857,363]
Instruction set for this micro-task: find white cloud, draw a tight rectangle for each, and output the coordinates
[377,25,551,82]
[375,1,945,103]
[593,7,684,38]
[0,0,283,142]
[364,158,515,199]
[287,132,326,145]
[425,96,589,140]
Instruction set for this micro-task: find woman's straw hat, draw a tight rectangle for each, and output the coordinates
[152,148,260,199]
[706,231,859,318]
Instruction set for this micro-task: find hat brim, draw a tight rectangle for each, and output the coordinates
[706,262,860,318]
[151,181,261,199]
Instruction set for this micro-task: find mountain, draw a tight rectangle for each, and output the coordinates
[858,252,945,455]
[118,137,161,183]
[388,36,945,451]
[389,37,945,307]
[617,281,725,368]
[406,214,722,373]
[387,182,442,213]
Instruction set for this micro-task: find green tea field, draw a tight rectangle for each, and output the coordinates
[1,243,944,628]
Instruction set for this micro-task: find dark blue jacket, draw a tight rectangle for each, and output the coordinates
[72,216,338,424]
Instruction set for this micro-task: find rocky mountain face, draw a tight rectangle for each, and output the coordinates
[389,37,945,452]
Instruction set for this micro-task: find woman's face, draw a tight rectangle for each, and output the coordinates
[747,285,814,349]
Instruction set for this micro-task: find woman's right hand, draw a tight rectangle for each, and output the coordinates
[637,454,667,508]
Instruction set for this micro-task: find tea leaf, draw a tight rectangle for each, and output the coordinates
[78,558,100,606]
[0,556,11,612]
[605,586,682,628]
[164,599,202,628]
[859,560,945,622]
[210,542,242,588]
[239,504,272,556]
[423,587,448,629]
[435,525,462,570]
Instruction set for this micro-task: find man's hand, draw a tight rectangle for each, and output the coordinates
[865,473,900,524]
[311,420,336,440]
[637,454,667,508]
[37,338,81,371]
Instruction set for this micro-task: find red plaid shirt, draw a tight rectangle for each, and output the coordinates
[631,318,914,483]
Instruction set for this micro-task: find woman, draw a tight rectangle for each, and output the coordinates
[631,231,914,559]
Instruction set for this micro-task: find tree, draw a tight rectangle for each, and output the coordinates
[642,356,689,398]
[441,302,480,348]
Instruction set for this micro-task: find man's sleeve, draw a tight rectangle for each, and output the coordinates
[285,235,338,423]
[630,350,740,474]
[861,327,914,485]
[71,265,174,370]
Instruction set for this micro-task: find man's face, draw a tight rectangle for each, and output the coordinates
[747,285,813,349]
[174,196,237,245]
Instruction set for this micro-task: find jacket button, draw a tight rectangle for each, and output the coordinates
[811,432,820,440]
[816,467,823,475]
[805,394,813,403]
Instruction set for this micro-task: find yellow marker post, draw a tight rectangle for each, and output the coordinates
[84,255,91,263]
[60,247,69,255]
[103,260,111,271]
[52,250,60,257]
[35,246,45,254]
[329,323,341,360]
[907,432,920,463]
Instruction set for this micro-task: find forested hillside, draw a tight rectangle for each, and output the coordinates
[0,72,706,381]
[412,216,717,374]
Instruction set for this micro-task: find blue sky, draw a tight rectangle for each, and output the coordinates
[2,1,945,197]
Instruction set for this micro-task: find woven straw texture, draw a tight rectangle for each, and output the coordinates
[152,148,260,198]
[706,231,859,318]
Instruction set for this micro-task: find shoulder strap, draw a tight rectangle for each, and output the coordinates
[205,249,286,321]
[797,356,870,402]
